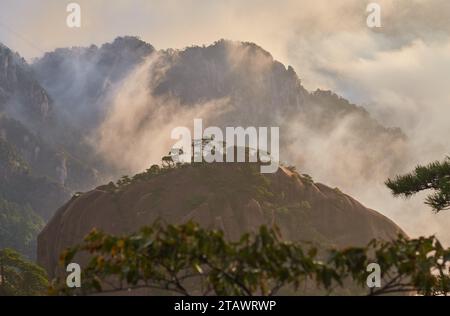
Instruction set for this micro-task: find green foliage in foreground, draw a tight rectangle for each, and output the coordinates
[386,157,450,213]
[54,222,450,296]
[0,248,48,296]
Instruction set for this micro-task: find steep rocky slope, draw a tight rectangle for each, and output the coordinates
[0,127,69,218]
[0,137,66,258]
[0,43,99,201]
[0,43,99,256]
[38,163,405,278]
[0,43,51,124]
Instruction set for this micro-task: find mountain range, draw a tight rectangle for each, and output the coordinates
[0,36,408,260]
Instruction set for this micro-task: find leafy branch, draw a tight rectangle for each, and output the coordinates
[52,222,450,296]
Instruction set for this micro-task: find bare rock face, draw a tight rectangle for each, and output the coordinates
[38,164,405,278]
[0,43,52,122]
[0,43,100,195]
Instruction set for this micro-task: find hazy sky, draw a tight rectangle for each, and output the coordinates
[0,1,447,59]
[1,0,450,241]
[1,1,449,98]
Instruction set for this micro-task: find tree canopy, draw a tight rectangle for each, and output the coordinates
[386,157,450,212]
[0,248,48,296]
[54,221,450,296]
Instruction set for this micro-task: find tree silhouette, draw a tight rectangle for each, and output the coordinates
[386,157,450,212]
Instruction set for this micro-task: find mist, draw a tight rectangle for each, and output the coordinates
[90,54,232,175]
[1,0,449,244]
[66,39,448,245]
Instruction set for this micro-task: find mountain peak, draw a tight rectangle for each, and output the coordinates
[209,39,274,58]
[0,42,28,69]
[99,36,155,56]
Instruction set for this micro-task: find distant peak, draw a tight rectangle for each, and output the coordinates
[209,39,273,58]
[0,42,13,55]
[0,42,28,67]
[103,36,155,51]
